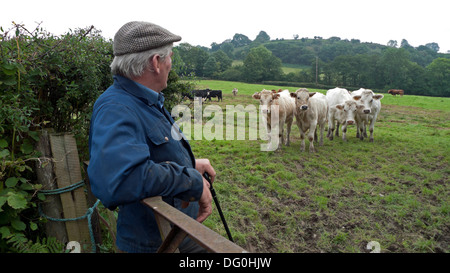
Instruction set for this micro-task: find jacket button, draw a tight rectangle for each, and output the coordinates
[164,136,169,141]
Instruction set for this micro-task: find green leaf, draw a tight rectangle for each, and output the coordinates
[11,219,26,231]
[20,183,33,191]
[0,149,9,158]
[0,196,7,212]
[0,226,11,239]
[0,139,7,148]
[29,221,38,231]
[5,177,19,188]
[37,193,46,201]
[20,141,34,155]
[7,192,28,209]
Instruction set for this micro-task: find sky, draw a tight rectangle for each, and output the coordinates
[2,0,449,53]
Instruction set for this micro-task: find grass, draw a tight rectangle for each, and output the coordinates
[231,61,310,74]
[181,80,449,253]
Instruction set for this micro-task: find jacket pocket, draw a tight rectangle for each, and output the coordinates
[146,126,170,146]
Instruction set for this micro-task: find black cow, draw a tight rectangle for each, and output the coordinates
[181,91,194,100]
[206,90,222,102]
[192,89,209,99]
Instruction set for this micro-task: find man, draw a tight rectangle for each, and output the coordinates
[87,21,215,253]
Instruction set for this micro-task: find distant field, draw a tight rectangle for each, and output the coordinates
[231,61,309,74]
[182,80,449,253]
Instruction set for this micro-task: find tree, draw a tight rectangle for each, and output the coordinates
[176,43,209,76]
[425,42,440,53]
[220,42,235,59]
[253,31,270,44]
[400,39,412,49]
[203,56,218,77]
[243,45,282,83]
[377,48,412,89]
[212,50,232,72]
[426,58,450,96]
[231,33,252,47]
[387,40,398,48]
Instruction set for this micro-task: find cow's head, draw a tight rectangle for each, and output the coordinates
[253,89,280,114]
[336,100,364,125]
[352,90,384,114]
[290,88,315,111]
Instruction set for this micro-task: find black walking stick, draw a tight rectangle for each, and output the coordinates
[203,172,234,242]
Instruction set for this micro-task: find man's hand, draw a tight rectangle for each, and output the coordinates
[195,158,215,222]
[196,177,213,222]
[195,159,216,183]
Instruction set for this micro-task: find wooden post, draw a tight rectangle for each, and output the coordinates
[35,131,101,252]
[48,133,91,252]
[35,129,68,244]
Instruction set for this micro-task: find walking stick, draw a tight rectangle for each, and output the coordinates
[203,172,234,242]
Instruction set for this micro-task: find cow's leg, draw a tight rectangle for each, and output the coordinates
[319,122,325,146]
[285,119,292,146]
[279,126,284,150]
[335,122,340,137]
[309,123,317,153]
[342,124,348,142]
[369,116,377,142]
[359,123,365,140]
[328,119,335,140]
[363,121,368,138]
[299,132,305,152]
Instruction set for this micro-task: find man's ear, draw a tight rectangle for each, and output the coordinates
[150,55,160,74]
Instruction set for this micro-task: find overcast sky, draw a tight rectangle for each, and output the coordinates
[2,0,449,53]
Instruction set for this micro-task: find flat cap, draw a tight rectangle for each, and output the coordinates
[113,21,181,56]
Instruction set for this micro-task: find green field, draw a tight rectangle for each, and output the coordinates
[232,61,309,74]
[183,80,449,253]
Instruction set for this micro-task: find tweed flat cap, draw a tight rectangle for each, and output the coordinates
[113,21,181,56]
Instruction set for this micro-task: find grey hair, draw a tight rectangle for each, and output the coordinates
[110,44,173,78]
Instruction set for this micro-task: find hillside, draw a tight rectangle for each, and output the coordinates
[178,33,450,97]
[215,33,447,68]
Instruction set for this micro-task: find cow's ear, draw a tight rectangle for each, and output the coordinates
[252,92,260,99]
[309,92,316,97]
[353,95,361,101]
[374,94,384,100]
[336,104,344,110]
[273,93,280,99]
[290,93,297,98]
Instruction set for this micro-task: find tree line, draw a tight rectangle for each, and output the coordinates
[175,31,450,97]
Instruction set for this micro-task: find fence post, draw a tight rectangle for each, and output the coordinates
[35,129,68,244]
[35,130,101,252]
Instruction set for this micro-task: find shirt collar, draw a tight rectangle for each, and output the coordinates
[113,75,165,109]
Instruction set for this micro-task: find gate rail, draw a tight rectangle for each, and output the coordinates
[142,196,247,253]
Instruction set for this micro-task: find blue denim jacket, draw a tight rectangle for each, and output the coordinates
[88,75,203,252]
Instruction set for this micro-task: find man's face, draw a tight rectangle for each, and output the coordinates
[160,51,173,89]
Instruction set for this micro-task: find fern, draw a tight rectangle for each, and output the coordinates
[7,233,64,253]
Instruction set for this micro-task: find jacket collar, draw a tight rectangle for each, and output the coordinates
[113,75,164,109]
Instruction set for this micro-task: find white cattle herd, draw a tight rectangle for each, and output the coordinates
[252,87,384,152]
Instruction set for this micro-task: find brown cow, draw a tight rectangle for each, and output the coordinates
[388,89,404,96]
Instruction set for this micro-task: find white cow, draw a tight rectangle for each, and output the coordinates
[253,89,295,150]
[326,87,363,141]
[351,88,384,142]
[290,88,328,152]
[232,88,238,96]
